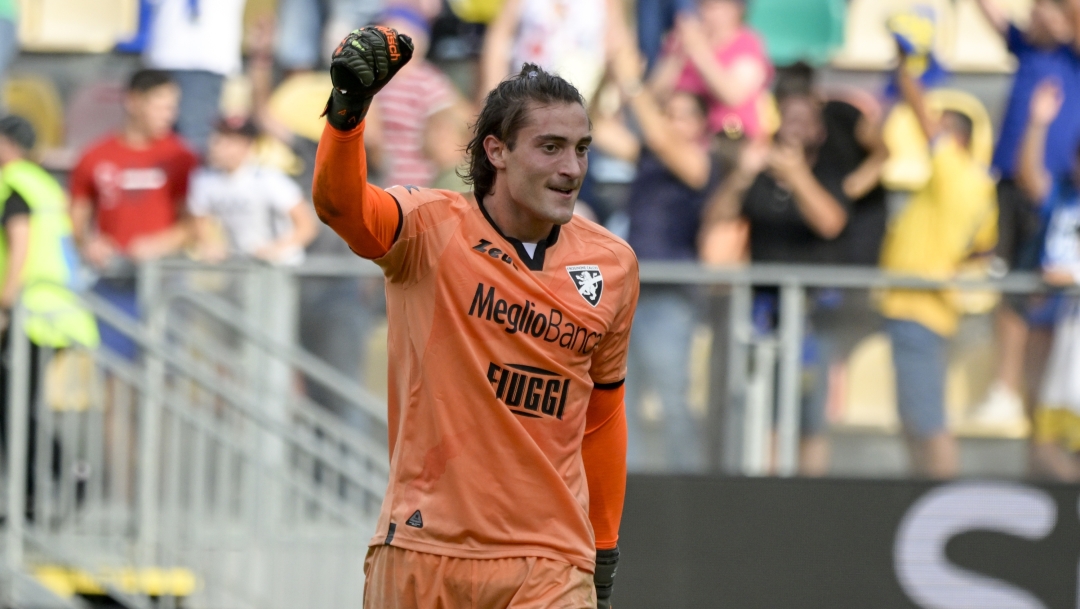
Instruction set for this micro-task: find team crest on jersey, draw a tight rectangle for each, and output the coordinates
[567,265,603,307]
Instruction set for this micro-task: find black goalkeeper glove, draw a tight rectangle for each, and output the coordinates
[323,26,414,131]
[595,546,619,609]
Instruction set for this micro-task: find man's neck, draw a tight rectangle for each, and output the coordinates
[122,124,157,149]
[481,191,553,244]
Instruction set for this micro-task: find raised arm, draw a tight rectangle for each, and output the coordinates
[768,145,848,239]
[610,26,710,189]
[974,0,1009,37]
[313,26,415,259]
[843,113,889,201]
[478,0,523,102]
[677,14,767,109]
[1017,78,1063,204]
[701,137,769,228]
[895,47,939,142]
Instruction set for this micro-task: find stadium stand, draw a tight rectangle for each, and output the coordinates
[2,75,63,152]
[832,0,955,70]
[747,0,846,65]
[266,72,333,143]
[946,0,1016,72]
[16,0,138,53]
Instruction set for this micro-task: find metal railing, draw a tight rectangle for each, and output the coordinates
[1,256,1062,608]
[3,263,389,609]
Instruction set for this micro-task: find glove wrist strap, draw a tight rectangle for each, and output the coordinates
[323,89,372,131]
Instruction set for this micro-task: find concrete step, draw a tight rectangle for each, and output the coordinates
[828,429,1028,478]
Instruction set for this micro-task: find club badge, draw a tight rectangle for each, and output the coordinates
[567,265,603,307]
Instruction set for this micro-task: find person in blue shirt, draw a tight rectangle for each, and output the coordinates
[971,0,1080,426]
[1020,77,1080,480]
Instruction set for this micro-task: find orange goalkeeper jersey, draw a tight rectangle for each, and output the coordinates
[313,122,639,572]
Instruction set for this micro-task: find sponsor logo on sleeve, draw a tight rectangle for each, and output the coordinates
[567,265,603,307]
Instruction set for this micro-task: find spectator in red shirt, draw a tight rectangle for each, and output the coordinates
[69,69,199,359]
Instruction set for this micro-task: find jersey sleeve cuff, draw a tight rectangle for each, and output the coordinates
[592,379,625,391]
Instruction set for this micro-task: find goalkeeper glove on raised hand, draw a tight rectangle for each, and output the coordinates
[324,26,414,131]
[595,546,619,609]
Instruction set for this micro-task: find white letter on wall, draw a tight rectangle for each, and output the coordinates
[894,482,1056,609]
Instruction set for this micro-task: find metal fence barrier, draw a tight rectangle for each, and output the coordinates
[1,257,1063,608]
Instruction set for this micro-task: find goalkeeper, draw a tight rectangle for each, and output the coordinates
[313,27,638,608]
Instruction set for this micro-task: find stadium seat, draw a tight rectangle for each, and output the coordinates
[832,0,955,70]
[64,82,126,155]
[34,565,197,600]
[946,0,1015,72]
[840,329,1022,437]
[746,0,846,66]
[18,0,138,53]
[267,72,333,143]
[2,76,64,152]
[880,88,994,191]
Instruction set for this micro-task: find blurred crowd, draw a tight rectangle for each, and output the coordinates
[4,0,1080,480]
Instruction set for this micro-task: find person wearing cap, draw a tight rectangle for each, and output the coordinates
[0,114,99,466]
[189,115,318,265]
[366,5,470,190]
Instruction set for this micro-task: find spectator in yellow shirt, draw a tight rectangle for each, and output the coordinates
[879,48,999,478]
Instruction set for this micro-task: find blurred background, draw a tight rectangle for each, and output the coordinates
[3,0,1080,607]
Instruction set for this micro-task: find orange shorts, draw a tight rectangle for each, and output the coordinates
[363,545,596,609]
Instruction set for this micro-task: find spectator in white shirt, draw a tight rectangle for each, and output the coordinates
[190,117,318,265]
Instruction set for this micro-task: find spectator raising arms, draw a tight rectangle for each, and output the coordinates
[190,117,317,265]
[69,70,199,359]
[971,0,1080,425]
[878,49,998,479]
[595,29,725,472]
[1016,79,1080,481]
[649,0,772,139]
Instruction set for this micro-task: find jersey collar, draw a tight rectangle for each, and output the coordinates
[475,193,561,272]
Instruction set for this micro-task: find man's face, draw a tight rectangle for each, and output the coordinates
[128,83,180,140]
[488,102,591,228]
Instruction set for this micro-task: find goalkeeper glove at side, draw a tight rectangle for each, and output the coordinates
[595,546,619,609]
[323,26,414,131]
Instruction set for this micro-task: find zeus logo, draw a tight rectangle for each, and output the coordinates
[486,362,570,420]
[894,482,1058,609]
[473,239,514,266]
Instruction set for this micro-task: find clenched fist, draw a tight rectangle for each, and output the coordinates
[323,26,414,131]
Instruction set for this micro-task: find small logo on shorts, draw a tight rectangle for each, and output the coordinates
[567,265,603,307]
[406,510,424,528]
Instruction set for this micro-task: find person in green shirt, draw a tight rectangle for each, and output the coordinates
[0,114,98,507]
